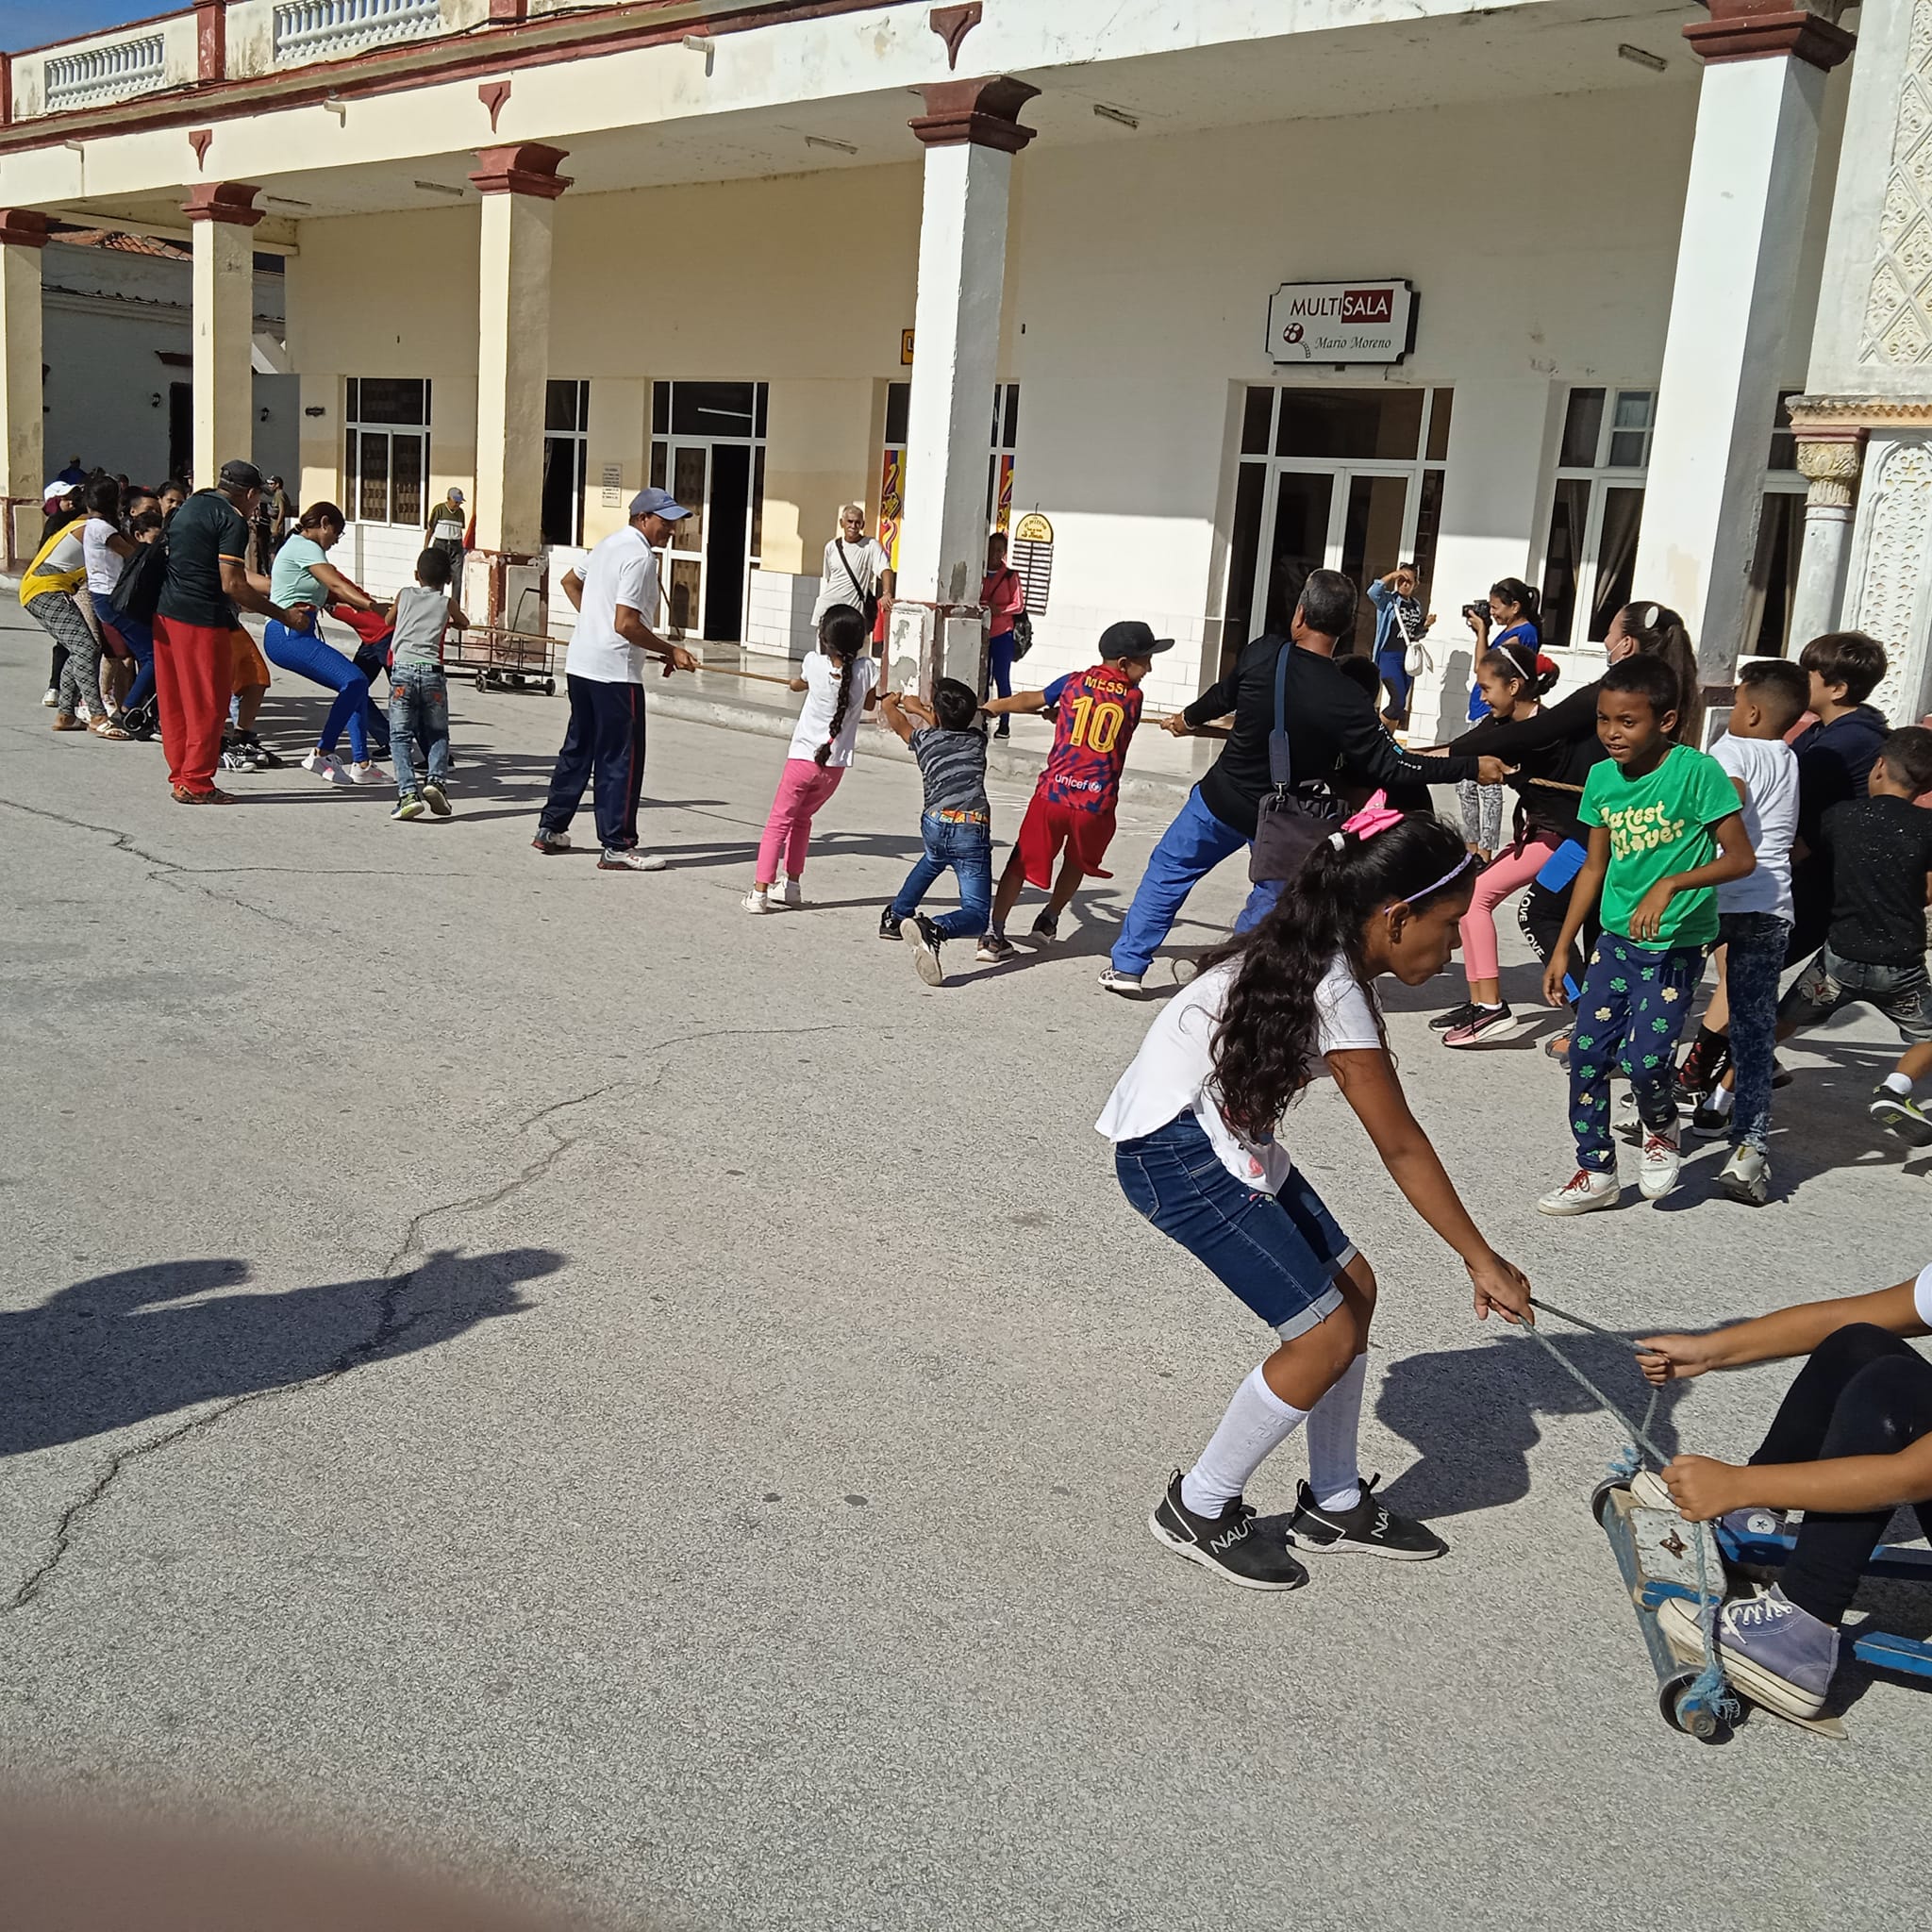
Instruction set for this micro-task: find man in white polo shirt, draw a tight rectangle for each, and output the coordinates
[534,486,699,871]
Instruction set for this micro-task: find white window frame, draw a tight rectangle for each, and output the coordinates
[1537,384,1656,654]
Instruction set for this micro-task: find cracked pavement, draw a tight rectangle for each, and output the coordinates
[2,602,1928,1931]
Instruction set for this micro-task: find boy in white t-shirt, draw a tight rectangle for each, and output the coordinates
[743,604,879,912]
[1683,658,1808,1205]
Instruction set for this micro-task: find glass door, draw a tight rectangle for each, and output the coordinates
[1250,465,1414,648]
[662,444,708,636]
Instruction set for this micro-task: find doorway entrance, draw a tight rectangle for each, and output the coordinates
[650,381,767,643]
[168,382,192,483]
[1222,386,1452,675]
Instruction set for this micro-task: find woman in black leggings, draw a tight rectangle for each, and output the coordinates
[1637,1266,1932,1720]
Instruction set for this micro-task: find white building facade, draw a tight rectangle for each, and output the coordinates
[1,0,1922,726]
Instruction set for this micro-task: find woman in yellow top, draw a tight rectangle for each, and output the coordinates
[19,511,124,737]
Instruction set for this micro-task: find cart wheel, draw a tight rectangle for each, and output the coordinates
[1591,1478,1627,1527]
[475,670,489,691]
[543,677,556,696]
[1659,1672,1724,1741]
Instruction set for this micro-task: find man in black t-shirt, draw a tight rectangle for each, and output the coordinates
[153,458,291,804]
[1101,570,1501,991]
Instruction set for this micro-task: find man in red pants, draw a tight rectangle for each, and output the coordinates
[154,458,291,803]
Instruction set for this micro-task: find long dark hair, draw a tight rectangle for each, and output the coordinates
[814,604,868,768]
[1614,599,1702,745]
[1207,814,1473,1139]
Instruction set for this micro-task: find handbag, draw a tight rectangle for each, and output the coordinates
[835,539,880,633]
[110,533,169,624]
[1248,641,1335,885]
[1391,598,1429,677]
[1011,606,1034,659]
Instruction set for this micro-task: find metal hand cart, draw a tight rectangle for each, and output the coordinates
[446,623,557,695]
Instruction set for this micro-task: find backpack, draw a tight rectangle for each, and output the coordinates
[111,534,169,624]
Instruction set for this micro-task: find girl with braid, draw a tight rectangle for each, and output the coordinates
[744,604,879,913]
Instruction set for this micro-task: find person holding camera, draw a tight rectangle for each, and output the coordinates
[1369,562,1431,727]
[1457,577,1543,858]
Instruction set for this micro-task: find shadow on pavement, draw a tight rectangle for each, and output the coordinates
[2,1248,558,1456]
[1375,1328,1692,1520]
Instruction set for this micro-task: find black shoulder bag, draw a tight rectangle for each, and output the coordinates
[1247,642,1334,885]
[835,539,880,633]
[111,532,169,624]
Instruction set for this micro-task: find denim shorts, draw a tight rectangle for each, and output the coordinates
[1777,945,1932,1046]
[1114,1112,1353,1340]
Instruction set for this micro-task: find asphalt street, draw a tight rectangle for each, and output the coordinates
[2,601,1928,1931]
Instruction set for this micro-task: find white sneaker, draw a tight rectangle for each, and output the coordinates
[1537,1168,1620,1216]
[741,888,774,914]
[42,687,58,708]
[598,848,667,872]
[344,760,383,786]
[1639,1121,1682,1200]
[1098,967,1144,995]
[1717,1143,1769,1207]
[302,748,343,784]
[774,877,803,908]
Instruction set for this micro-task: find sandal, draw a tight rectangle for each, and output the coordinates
[171,784,235,805]
[1544,1032,1571,1069]
[92,716,129,740]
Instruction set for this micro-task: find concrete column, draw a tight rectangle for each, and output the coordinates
[0,208,47,572]
[1786,421,1863,647]
[183,182,262,490]
[889,77,1037,693]
[1630,4,1853,685]
[467,142,569,632]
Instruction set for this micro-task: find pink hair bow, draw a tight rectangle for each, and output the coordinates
[1340,791,1404,841]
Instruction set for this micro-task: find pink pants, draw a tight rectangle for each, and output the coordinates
[1458,836,1559,983]
[757,758,844,882]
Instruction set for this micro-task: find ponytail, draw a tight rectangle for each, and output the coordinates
[1205,813,1473,1137]
[814,603,868,767]
[1616,599,1703,746]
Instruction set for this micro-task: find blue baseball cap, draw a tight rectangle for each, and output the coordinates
[629,486,691,521]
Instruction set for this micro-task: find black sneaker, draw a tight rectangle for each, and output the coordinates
[1429,1001,1478,1033]
[1287,1476,1445,1561]
[1147,1471,1308,1591]
[907,914,945,986]
[879,907,905,941]
[240,733,282,770]
[1674,1035,1731,1107]
[1029,908,1059,942]
[976,931,1017,964]
[1690,1097,1735,1139]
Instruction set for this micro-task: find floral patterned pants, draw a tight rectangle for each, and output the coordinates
[1568,932,1706,1172]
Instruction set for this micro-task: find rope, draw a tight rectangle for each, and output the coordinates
[1521,1297,1740,1725]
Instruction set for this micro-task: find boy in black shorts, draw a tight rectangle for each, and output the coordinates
[1776,725,1932,1146]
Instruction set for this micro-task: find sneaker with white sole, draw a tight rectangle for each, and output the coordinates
[1657,1584,1839,1722]
[301,748,344,784]
[1029,908,1059,942]
[421,781,451,817]
[1626,1469,1790,1545]
[907,914,945,987]
[1287,1476,1445,1560]
[1442,1002,1523,1048]
[1870,1087,1932,1148]
[774,877,803,908]
[976,932,1017,964]
[878,907,905,941]
[741,887,774,914]
[391,793,426,821]
[1717,1143,1771,1207]
[1429,1001,1478,1033]
[1098,966,1144,995]
[1537,1168,1620,1216]
[42,687,58,708]
[531,827,572,854]
[1147,1470,1307,1591]
[1639,1120,1682,1200]
[599,848,667,872]
[1691,1094,1736,1139]
[343,760,382,786]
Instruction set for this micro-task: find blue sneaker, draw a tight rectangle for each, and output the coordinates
[1660,1585,1839,1721]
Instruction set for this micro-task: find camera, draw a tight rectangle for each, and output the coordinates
[1462,601,1491,625]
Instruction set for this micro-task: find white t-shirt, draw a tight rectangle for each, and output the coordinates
[812,536,891,625]
[786,649,879,767]
[1712,731,1799,922]
[82,516,124,595]
[1095,957,1382,1192]
[565,526,661,685]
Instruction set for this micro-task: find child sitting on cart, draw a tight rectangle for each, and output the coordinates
[1637,1263,1932,1720]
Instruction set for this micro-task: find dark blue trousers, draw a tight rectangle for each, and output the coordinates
[541,674,647,852]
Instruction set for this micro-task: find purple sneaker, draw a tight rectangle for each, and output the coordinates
[1661,1585,1839,1721]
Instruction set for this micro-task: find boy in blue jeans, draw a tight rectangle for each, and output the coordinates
[879,678,991,987]
[1537,655,1754,1215]
[386,546,466,821]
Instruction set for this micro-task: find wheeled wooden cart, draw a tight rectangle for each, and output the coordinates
[446,624,557,695]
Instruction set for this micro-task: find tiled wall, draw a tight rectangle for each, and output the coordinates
[746,568,817,659]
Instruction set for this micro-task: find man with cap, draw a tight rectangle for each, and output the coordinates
[153,458,294,804]
[533,487,700,870]
[972,618,1174,963]
[1098,567,1507,991]
[425,486,468,565]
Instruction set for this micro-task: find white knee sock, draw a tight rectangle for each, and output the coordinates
[1883,1071,1914,1098]
[1306,1353,1368,1513]
[1180,1365,1308,1517]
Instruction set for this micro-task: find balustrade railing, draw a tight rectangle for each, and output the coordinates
[42,34,169,109]
[272,0,442,64]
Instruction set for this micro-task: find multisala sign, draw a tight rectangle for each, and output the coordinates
[1266,279,1417,366]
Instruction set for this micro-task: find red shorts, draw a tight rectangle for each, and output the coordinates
[1015,789,1118,887]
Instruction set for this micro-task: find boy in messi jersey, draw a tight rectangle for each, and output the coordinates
[977,619,1174,961]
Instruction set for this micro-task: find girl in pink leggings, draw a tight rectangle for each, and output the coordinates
[1437,642,1576,1046]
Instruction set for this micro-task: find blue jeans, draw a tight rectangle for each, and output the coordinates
[1719,909,1791,1155]
[92,591,156,713]
[1568,932,1707,1170]
[263,613,373,761]
[1113,1113,1353,1341]
[1779,944,1932,1045]
[891,814,993,940]
[1375,649,1411,722]
[1111,785,1277,975]
[989,631,1016,701]
[388,662,450,796]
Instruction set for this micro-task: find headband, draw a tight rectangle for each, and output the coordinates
[1328,791,1477,906]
